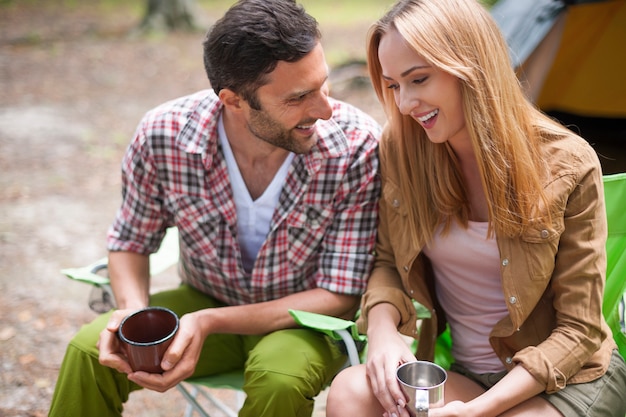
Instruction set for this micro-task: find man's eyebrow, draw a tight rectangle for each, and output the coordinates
[286,75,329,99]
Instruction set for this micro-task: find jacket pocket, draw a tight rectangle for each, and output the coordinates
[520,216,564,281]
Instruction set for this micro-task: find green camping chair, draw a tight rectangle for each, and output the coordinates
[602,172,626,357]
[61,227,364,417]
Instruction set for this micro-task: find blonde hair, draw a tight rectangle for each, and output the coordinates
[368,0,569,245]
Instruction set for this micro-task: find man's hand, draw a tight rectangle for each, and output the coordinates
[124,311,206,392]
[97,309,136,375]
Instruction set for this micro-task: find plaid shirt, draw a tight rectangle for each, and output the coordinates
[107,90,381,306]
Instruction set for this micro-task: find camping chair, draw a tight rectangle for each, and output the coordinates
[602,172,626,357]
[61,227,365,417]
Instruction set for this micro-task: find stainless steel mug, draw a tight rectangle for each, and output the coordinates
[396,361,447,416]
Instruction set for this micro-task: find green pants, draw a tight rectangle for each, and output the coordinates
[49,285,346,417]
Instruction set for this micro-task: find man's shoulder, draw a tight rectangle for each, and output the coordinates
[146,90,219,118]
[326,97,382,143]
[134,90,221,153]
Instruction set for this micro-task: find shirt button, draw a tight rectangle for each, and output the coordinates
[392,199,400,208]
[502,258,509,266]
[541,229,549,239]
[509,296,517,304]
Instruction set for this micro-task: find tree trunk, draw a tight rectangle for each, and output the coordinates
[140,0,199,33]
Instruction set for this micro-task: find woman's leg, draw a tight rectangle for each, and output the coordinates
[326,364,385,417]
[327,368,556,417]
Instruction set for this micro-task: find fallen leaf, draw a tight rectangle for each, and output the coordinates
[0,326,16,341]
[18,310,32,322]
[35,378,51,388]
[19,354,37,365]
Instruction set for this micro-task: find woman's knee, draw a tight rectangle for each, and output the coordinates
[327,365,377,415]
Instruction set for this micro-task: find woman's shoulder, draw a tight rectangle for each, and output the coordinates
[540,129,602,181]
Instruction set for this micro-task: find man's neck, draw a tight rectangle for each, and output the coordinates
[222,110,290,200]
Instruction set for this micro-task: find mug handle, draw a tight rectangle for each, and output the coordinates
[415,389,429,417]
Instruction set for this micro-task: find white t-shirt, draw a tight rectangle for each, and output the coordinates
[422,220,508,373]
[218,116,294,272]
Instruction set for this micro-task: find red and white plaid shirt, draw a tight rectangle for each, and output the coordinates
[108,90,381,306]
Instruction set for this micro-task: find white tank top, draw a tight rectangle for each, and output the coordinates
[218,116,294,273]
[422,220,508,373]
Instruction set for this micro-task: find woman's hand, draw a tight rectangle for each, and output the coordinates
[365,303,418,417]
[429,400,471,417]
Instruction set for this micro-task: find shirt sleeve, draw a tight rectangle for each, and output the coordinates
[314,120,382,295]
[107,116,170,255]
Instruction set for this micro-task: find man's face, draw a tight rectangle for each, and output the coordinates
[244,42,333,155]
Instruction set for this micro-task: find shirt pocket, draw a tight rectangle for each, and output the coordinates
[171,195,224,260]
[286,204,333,268]
[520,216,564,281]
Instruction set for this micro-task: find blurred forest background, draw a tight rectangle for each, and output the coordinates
[0,1,390,416]
[0,0,623,416]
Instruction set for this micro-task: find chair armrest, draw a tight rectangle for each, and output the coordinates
[61,258,110,286]
[288,309,365,366]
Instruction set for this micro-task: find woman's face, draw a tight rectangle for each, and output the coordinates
[378,28,468,147]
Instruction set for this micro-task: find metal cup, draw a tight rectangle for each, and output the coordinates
[118,306,179,373]
[396,361,447,416]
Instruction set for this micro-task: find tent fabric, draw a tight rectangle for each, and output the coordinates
[491,0,626,118]
[536,0,626,117]
[490,0,565,67]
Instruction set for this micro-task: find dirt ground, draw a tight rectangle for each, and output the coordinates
[1,2,624,417]
[0,2,383,416]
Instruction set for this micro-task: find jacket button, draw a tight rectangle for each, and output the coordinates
[541,229,549,239]
[392,199,400,208]
[505,357,513,364]
[509,296,517,304]
[502,258,509,266]
[403,265,409,272]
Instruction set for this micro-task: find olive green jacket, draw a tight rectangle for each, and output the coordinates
[358,132,616,394]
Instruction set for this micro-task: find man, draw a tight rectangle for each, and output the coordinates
[48,0,381,416]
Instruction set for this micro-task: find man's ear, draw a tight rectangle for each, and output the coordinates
[219,88,243,111]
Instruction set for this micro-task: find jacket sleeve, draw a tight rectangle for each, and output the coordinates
[512,138,611,393]
[357,194,418,335]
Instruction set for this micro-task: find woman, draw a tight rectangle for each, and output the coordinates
[326,0,626,416]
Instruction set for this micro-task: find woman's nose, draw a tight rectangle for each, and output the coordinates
[396,89,417,116]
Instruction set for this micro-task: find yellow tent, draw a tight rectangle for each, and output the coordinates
[537,0,626,118]
[493,0,626,118]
